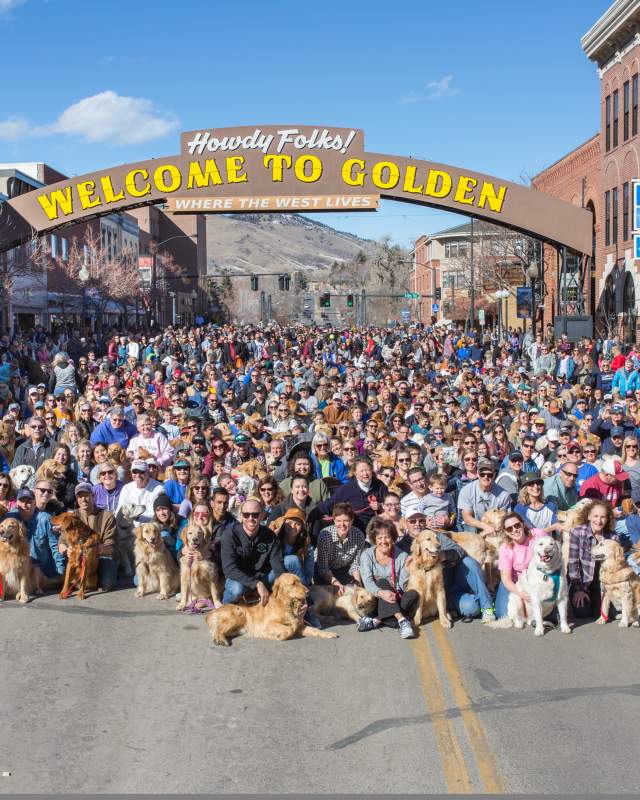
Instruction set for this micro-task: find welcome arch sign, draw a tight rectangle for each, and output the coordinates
[0,125,592,254]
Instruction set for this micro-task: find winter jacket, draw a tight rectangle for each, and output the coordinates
[89,418,138,448]
[11,437,56,470]
[8,509,65,579]
[612,368,640,395]
[316,476,387,532]
[309,452,349,484]
[220,521,285,590]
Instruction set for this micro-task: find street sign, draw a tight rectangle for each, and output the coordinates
[404,292,420,299]
[478,308,485,326]
[400,308,411,320]
[431,302,439,313]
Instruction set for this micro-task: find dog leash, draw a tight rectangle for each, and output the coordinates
[181,548,215,614]
[60,553,87,599]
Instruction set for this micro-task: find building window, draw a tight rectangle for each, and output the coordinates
[612,186,618,244]
[606,94,611,150]
[613,89,619,147]
[61,237,68,261]
[605,190,611,246]
[443,239,468,258]
[623,182,630,241]
[624,81,630,140]
[50,234,57,259]
[633,75,638,136]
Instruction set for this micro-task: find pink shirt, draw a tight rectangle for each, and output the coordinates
[498,528,546,584]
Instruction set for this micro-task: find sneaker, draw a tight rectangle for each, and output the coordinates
[481,608,496,624]
[398,618,415,639]
[357,616,380,632]
[304,610,323,630]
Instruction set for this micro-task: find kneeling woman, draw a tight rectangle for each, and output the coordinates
[270,507,314,587]
[357,517,419,639]
[495,511,546,619]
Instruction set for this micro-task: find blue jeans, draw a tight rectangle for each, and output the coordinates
[495,581,510,619]
[448,556,494,618]
[222,555,306,604]
[98,557,118,592]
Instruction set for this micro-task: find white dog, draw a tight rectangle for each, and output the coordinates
[10,464,35,491]
[489,536,572,636]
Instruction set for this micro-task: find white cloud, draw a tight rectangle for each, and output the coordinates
[400,75,461,105]
[0,90,178,145]
[0,115,28,140]
[426,74,461,99]
[0,0,25,12]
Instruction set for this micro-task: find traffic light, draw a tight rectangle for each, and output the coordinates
[346,293,354,307]
[320,292,331,308]
[435,287,442,301]
[250,275,259,291]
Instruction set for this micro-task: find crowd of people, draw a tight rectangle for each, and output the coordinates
[2,320,640,637]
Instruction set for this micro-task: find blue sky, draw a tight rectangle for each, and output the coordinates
[1,0,609,246]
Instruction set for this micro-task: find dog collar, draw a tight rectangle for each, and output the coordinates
[536,567,561,600]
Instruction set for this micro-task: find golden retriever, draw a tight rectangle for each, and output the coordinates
[206,573,339,646]
[51,512,100,600]
[176,523,223,611]
[0,517,45,602]
[592,538,640,628]
[35,458,67,484]
[406,529,451,629]
[309,584,376,623]
[0,417,16,462]
[134,522,180,600]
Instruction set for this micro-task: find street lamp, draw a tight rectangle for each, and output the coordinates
[78,265,90,332]
[168,291,177,325]
[190,289,197,323]
[495,288,510,341]
[527,260,539,336]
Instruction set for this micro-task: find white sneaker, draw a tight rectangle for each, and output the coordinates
[398,618,415,639]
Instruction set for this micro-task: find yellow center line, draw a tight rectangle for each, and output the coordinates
[411,636,473,794]
[431,624,507,794]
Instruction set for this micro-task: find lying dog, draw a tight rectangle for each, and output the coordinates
[10,464,35,492]
[52,512,100,600]
[592,538,640,628]
[488,535,571,636]
[176,524,223,612]
[134,522,180,600]
[309,584,376,623]
[0,517,45,602]
[406,529,451,629]
[206,573,339,646]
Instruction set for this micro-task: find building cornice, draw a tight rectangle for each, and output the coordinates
[582,0,640,66]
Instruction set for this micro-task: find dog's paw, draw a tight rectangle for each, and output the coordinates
[618,619,630,628]
[16,592,29,604]
[212,638,229,647]
[176,602,185,611]
[157,592,168,600]
[534,626,544,636]
[324,631,339,638]
[595,616,607,624]
[440,617,453,629]
[632,620,640,627]
[560,624,572,634]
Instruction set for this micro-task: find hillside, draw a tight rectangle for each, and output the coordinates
[205,213,377,274]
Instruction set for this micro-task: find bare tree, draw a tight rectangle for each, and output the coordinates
[0,233,49,325]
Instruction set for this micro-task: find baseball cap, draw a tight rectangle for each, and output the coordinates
[405,509,427,519]
[131,459,148,473]
[612,404,624,414]
[477,458,496,474]
[611,426,624,437]
[601,459,629,480]
[547,429,560,442]
[192,435,205,445]
[17,488,35,500]
[604,394,613,401]
[234,433,251,445]
[534,416,546,425]
[509,451,524,462]
[99,395,111,404]
[75,482,94,496]
[34,401,45,409]
[173,459,191,469]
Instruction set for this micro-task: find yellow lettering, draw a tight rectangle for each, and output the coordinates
[125,169,151,198]
[36,187,73,221]
[424,170,452,198]
[153,164,181,193]
[454,175,477,205]
[342,158,366,187]
[371,161,400,190]
[478,181,507,212]
[402,165,424,194]
[264,154,292,182]
[100,176,125,204]
[294,155,323,183]
[226,156,248,184]
[76,180,101,210]
[187,160,223,189]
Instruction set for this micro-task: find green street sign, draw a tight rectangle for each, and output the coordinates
[404,292,420,299]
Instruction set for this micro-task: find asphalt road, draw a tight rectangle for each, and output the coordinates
[2,587,640,794]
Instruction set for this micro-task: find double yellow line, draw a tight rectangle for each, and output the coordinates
[411,626,506,794]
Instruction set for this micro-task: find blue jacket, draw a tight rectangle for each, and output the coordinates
[89,417,138,448]
[612,368,639,395]
[8,509,65,579]
[309,452,349,484]
[164,479,188,505]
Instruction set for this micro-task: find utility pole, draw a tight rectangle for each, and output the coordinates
[469,216,475,332]
[361,289,367,326]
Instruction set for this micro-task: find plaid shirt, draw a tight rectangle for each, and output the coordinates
[315,525,365,580]
[568,524,619,591]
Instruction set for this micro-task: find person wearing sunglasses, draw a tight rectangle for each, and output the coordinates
[309,432,348,485]
[220,498,285,606]
[8,487,65,582]
[93,461,124,513]
[494,511,548,619]
[513,472,559,532]
[543,461,579,512]
[11,416,56,470]
[457,459,512,534]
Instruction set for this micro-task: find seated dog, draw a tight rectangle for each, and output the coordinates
[35,459,67,485]
[0,517,45,602]
[10,464,35,491]
[51,512,100,600]
[206,573,339,646]
[134,522,180,600]
[176,523,223,612]
[592,538,640,628]
[115,503,146,578]
[488,535,571,636]
[406,529,451,629]
[309,584,376,623]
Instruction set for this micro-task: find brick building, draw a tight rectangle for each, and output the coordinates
[533,0,640,342]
